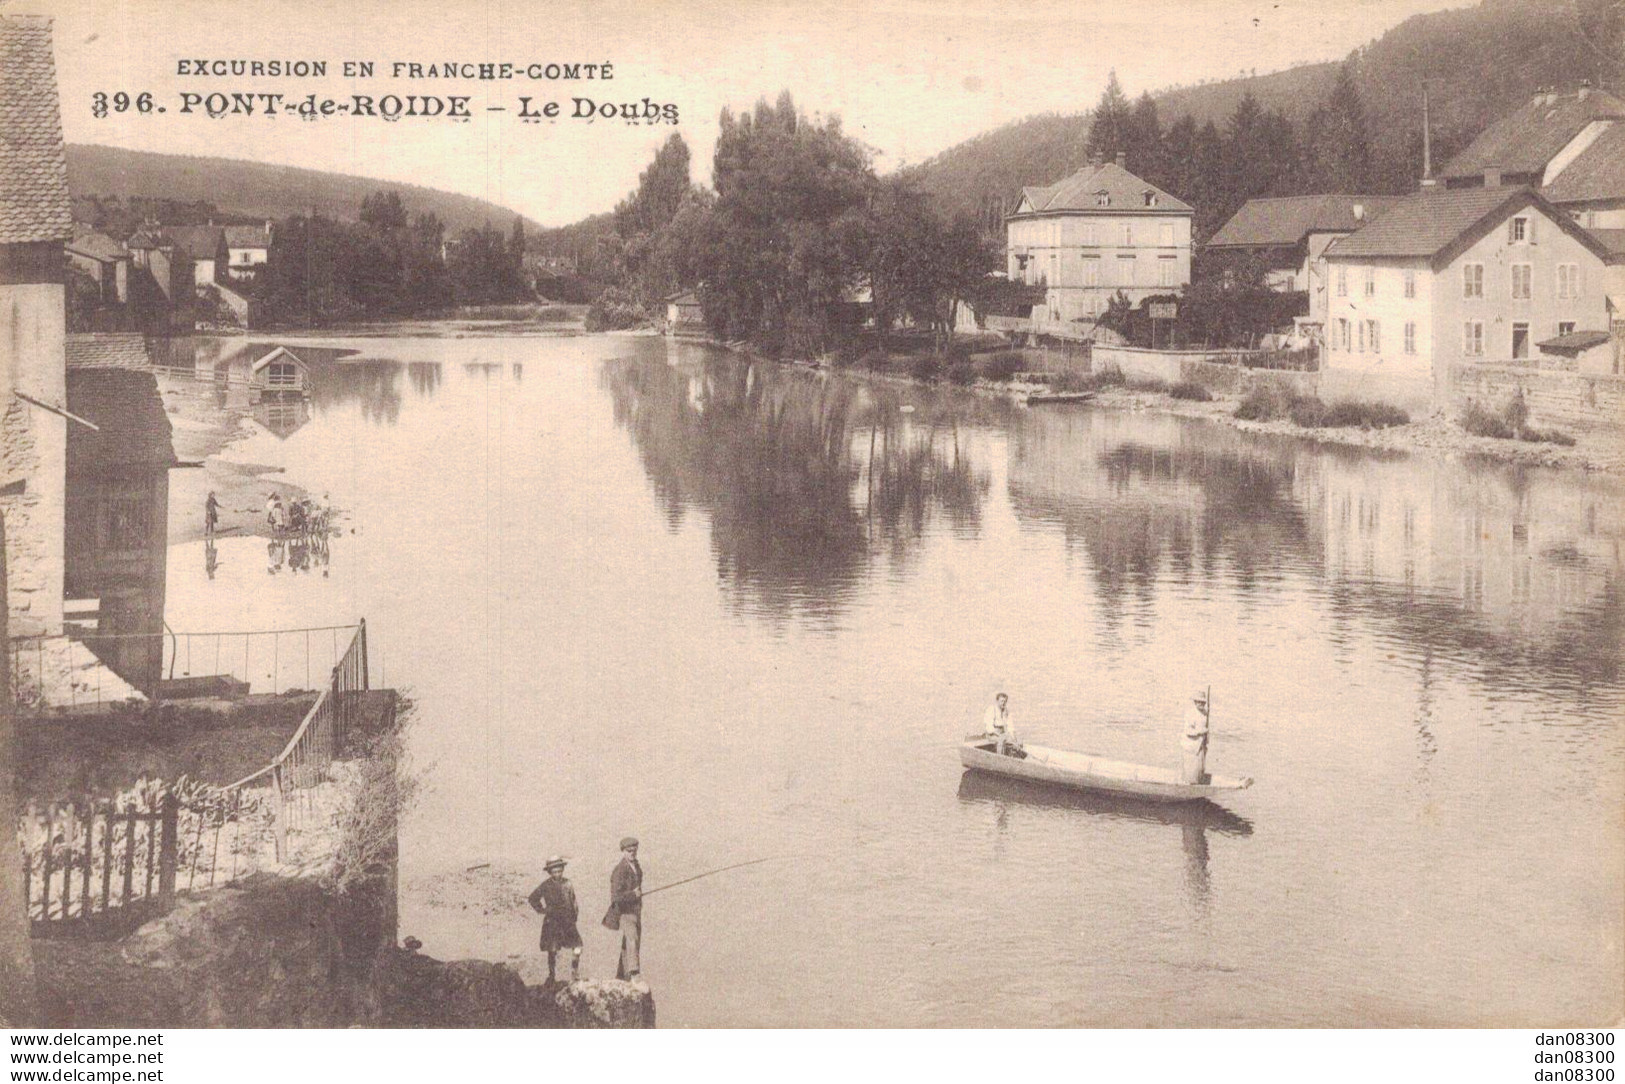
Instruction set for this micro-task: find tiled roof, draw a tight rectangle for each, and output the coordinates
[1325,187,1537,261]
[1441,88,1625,180]
[0,16,72,244]
[67,228,129,261]
[1544,122,1625,204]
[1585,227,1625,260]
[223,224,271,248]
[1537,329,1611,353]
[1012,162,1192,215]
[1207,195,1405,249]
[65,333,151,371]
[65,369,176,471]
[165,225,225,261]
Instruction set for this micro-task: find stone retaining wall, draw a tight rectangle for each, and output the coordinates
[1091,345,1320,397]
[1448,363,1625,435]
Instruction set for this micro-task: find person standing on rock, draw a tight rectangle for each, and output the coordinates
[527,856,582,984]
[602,837,643,980]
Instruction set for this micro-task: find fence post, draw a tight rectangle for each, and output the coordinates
[359,619,369,691]
[157,793,178,906]
[272,764,287,864]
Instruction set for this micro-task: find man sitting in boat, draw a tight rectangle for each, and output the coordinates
[983,692,1025,758]
[1182,688,1210,784]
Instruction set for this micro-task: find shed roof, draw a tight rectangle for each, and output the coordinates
[65,333,151,371]
[1441,88,1625,180]
[1543,121,1625,204]
[1012,161,1192,215]
[1323,187,1609,266]
[1207,195,1403,249]
[1537,329,1611,354]
[250,346,308,373]
[65,369,176,472]
[0,17,72,244]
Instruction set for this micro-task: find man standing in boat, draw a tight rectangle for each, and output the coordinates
[1183,688,1210,784]
[602,837,643,980]
[984,692,1024,757]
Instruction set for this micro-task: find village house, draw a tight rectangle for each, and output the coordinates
[0,15,73,639]
[1005,153,1193,334]
[65,228,131,305]
[663,289,705,336]
[250,345,311,393]
[165,225,229,287]
[1322,187,1612,410]
[1205,194,1402,333]
[223,222,272,280]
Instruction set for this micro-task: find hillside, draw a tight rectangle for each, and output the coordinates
[65,144,539,235]
[907,0,1623,219]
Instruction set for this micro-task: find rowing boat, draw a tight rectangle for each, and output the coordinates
[959,737,1252,803]
[1025,391,1097,405]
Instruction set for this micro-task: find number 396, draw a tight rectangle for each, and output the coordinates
[92,91,155,118]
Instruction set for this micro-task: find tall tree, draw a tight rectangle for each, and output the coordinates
[1128,92,1165,184]
[1086,70,1135,161]
[1304,62,1374,192]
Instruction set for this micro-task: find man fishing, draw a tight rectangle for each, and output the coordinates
[983,692,1024,758]
[1182,688,1210,785]
[602,837,643,981]
[527,856,582,985]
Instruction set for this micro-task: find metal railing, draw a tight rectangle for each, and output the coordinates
[227,620,369,860]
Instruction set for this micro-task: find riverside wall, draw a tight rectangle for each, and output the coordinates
[1448,363,1625,436]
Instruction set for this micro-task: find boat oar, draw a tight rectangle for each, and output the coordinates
[639,855,791,899]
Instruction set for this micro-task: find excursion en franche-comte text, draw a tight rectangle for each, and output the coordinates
[89,58,678,123]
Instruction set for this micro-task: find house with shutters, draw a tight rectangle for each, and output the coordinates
[1321,187,1612,409]
[1005,153,1193,335]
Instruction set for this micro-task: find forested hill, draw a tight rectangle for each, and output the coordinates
[906,0,1623,220]
[65,144,540,233]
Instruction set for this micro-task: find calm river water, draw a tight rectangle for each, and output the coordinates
[161,332,1624,1026]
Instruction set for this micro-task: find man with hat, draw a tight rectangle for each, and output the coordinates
[527,856,582,984]
[602,837,644,980]
[1182,688,1210,785]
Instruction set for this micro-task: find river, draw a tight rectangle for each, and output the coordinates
[158,331,1625,1026]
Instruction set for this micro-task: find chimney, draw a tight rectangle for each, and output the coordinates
[1115,151,1127,170]
[1353,203,1365,221]
[1421,83,1433,185]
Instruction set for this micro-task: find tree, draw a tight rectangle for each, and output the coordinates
[1128,92,1165,184]
[359,190,408,231]
[1086,71,1135,161]
[1304,62,1373,192]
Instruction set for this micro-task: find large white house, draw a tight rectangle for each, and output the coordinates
[1005,153,1193,334]
[1322,187,1613,409]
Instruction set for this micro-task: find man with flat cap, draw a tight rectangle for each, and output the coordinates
[527,855,582,985]
[602,837,644,980]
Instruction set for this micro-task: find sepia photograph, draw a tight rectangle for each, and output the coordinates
[0,0,1622,1049]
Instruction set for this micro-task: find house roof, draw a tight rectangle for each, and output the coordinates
[1323,187,1609,266]
[1585,227,1625,261]
[1012,162,1192,215]
[0,17,72,244]
[1537,329,1611,354]
[164,225,226,261]
[1442,88,1625,180]
[1207,195,1404,249]
[250,346,308,373]
[67,228,128,261]
[223,224,271,248]
[65,333,151,371]
[65,369,176,472]
[1543,121,1625,204]
[665,289,700,305]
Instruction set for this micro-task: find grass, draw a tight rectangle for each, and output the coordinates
[1235,386,1409,429]
[1168,380,1213,402]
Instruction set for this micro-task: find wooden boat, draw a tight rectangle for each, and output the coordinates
[1025,391,1097,405]
[959,737,1252,803]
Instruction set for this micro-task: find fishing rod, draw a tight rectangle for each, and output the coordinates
[638,855,790,898]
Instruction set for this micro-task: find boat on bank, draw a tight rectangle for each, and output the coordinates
[959,737,1252,803]
[1025,391,1097,405]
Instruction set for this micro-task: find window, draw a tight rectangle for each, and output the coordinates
[1158,256,1177,287]
[1159,222,1174,246]
[1081,256,1100,287]
[266,362,299,388]
[1336,266,1348,298]
[1116,254,1136,285]
[1463,263,1484,298]
[1122,223,1133,245]
[1357,320,1366,353]
[1512,322,1530,360]
[1337,318,1350,351]
[1143,191,1157,207]
[1558,321,1575,336]
[1367,320,1381,353]
[1404,322,1416,355]
[1508,216,1528,243]
[1095,191,1110,207]
[1557,263,1581,299]
[1081,223,1096,246]
[1511,263,1532,300]
[1403,270,1416,299]
[1464,321,1484,356]
[1363,268,1375,298]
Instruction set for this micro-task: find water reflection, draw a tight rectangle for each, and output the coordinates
[311,359,403,426]
[64,369,175,693]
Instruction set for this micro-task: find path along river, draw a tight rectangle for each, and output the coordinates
[159,332,1624,1026]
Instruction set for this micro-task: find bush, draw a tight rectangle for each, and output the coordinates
[909,355,942,382]
[1051,371,1093,393]
[946,361,976,385]
[975,351,1025,382]
[583,286,646,332]
[1125,375,1169,394]
[1092,364,1126,387]
[1237,387,1407,428]
[1169,380,1213,402]
[1234,386,1291,421]
[1462,393,1575,445]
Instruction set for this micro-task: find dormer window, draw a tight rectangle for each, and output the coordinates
[1143,191,1157,207]
[1094,191,1110,207]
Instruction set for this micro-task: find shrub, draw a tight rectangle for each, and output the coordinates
[1522,426,1577,446]
[1125,375,1169,394]
[1092,364,1126,387]
[1290,395,1409,429]
[946,361,976,385]
[976,351,1025,382]
[909,355,942,382]
[1169,380,1213,402]
[1462,392,1576,445]
[1234,386,1291,421]
[583,286,646,332]
[1051,371,1092,392]
[1460,399,1514,439]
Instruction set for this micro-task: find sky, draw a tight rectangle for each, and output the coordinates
[17,0,1475,226]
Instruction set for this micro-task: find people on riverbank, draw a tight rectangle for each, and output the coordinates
[602,837,643,980]
[1183,688,1210,785]
[527,856,582,985]
[205,492,219,536]
[984,692,1023,757]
